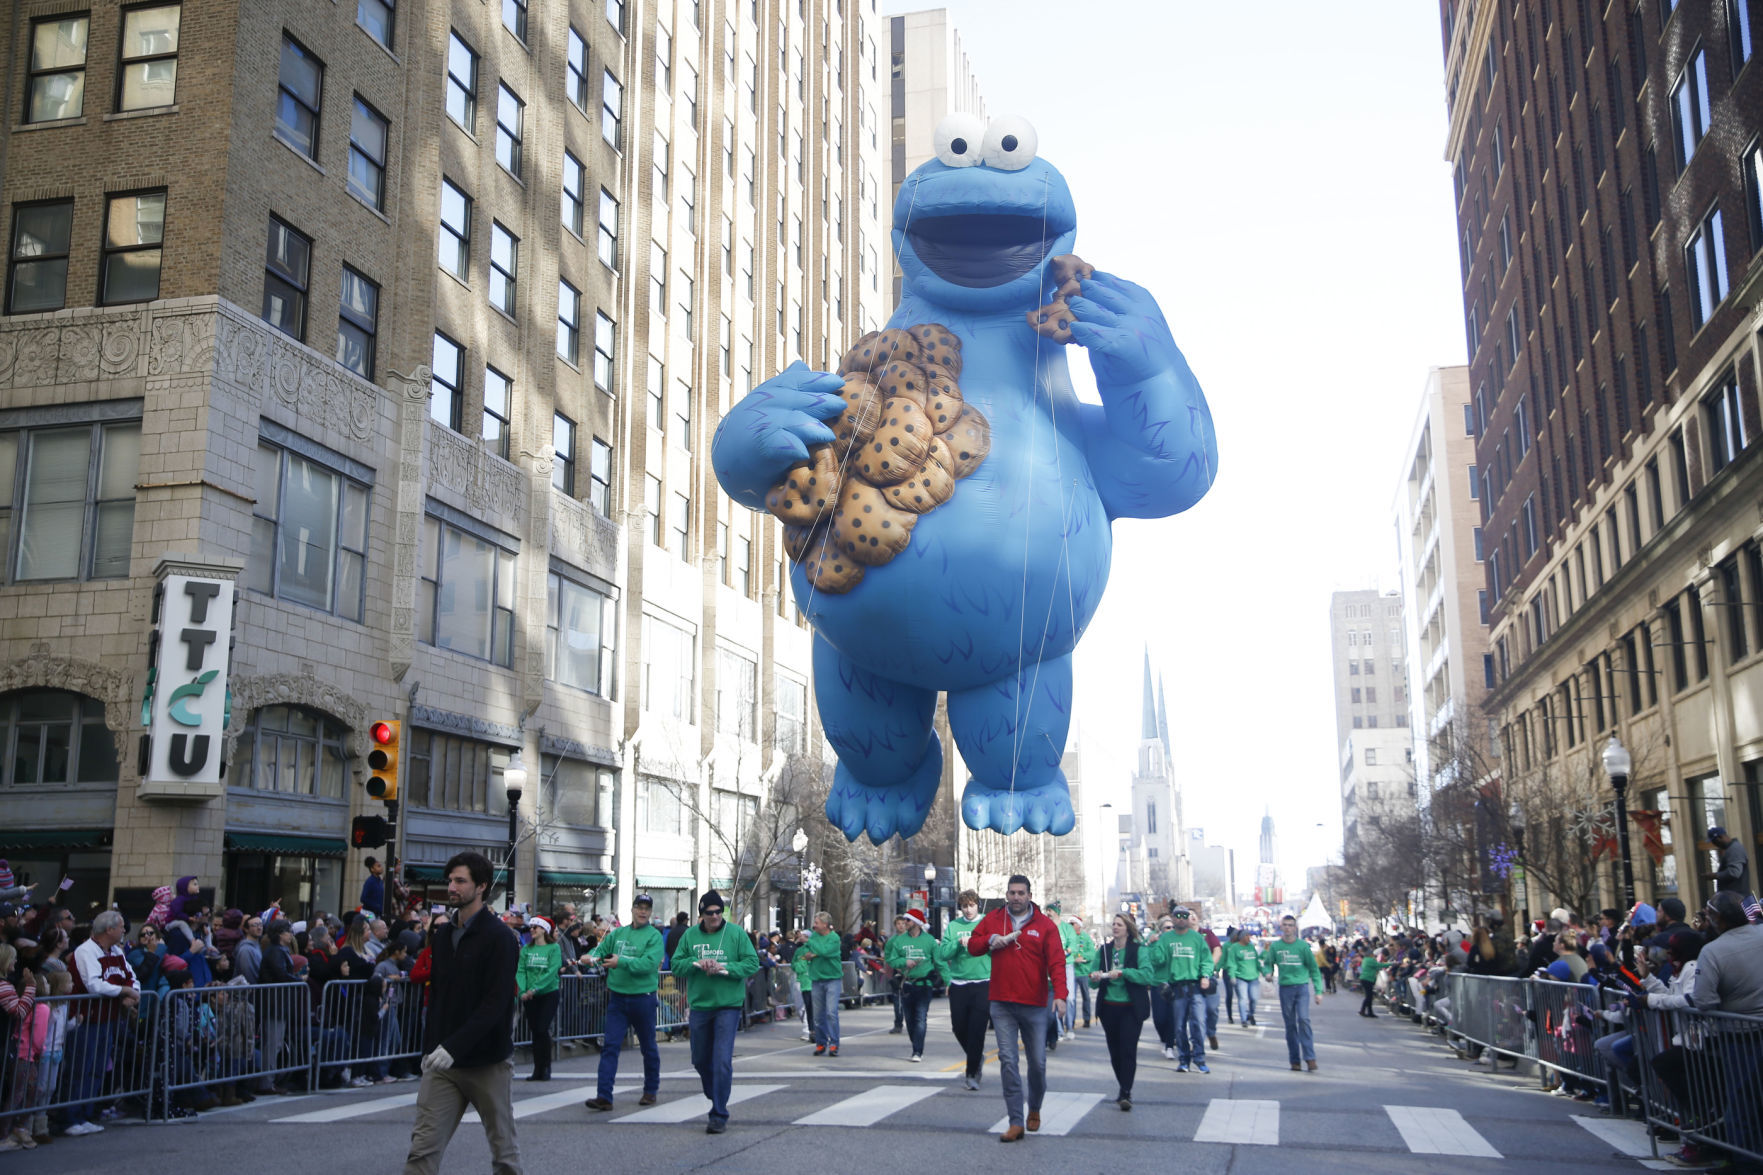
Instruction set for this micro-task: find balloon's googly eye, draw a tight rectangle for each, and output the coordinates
[933,112,986,168]
[981,116,1038,171]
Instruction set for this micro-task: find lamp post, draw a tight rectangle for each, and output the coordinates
[791,828,809,930]
[1508,799,1528,925]
[1601,736,1636,913]
[924,862,938,935]
[503,750,527,912]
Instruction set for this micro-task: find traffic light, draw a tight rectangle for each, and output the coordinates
[366,719,400,801]
[351,815,391,849]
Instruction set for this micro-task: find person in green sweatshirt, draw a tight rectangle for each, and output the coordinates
[790,929,815,1042]
[516,916,563,1081]
[1089,913,1160,1110]
[1222,929,1262,1027]
[1262,914,1324,1071]
[883,908,941,1061]
[674,890,760,1133]
[1358,948,1391,1018]
[937,889,991,1089]
[799,911,844,1056]
[582,893,666,1111]
[1053,906,1079,1039]
[1154,906,1216,1072]
[1068,917,1097,1029]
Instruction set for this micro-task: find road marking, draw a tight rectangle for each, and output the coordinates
[939,1048,999,1073]
[793,1083,941,1127]
[1571,1115,1677,1170]
[1194,1097,1279,1145]
[1385,1106,1502,1158]
[989,1091,1105,1136]
[271,1093,418,1123]
[463,1085,631,1123]
[666,1068,956,1079]
[611,1083,785,1124]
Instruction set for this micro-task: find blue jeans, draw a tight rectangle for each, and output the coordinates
[810,978,841,1047]
[989,1001,1049,1128]
[1279,982,1316,1064]
[598,991,661,1101]
[1173,984,1207,1063]
[67,1020,118,1125]
[688,1007,741,1123]
[1235,976,1257,1022]
[1203,983,1221,1037]
[1150,986,1174,1047]
[901,984,933,1055]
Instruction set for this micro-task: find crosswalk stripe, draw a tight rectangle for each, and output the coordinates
[1385,1106,1502,1158]
[611,1083,786,1124]
[463,1085,631,1123]
[1570,1115,1678,1170]
[988,1091,1105,1136]
[793,1084,941,1127]
[271,1092,418,1124]
[1194,1098,1279,1145]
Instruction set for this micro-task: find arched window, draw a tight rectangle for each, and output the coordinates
[0,689,118,786]
[228,705,348,798]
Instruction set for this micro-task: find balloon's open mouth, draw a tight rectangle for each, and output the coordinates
[906,214,1059,289]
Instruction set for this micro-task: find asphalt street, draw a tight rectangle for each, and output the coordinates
[41,990,1663,1173]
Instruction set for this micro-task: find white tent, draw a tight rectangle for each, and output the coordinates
[1297,892,1333,933]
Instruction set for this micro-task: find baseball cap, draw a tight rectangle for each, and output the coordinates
[1708,825,1729,839]
[1171,906,1192,918]
[0,902,17,919]
[633,893,653,907]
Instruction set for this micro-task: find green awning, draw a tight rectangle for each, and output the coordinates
[636,874,695,889]
[538,871,615,887]
[0,829,112,850]
[403,865,448,882]
[223,833,348,858]
[709,877,760,891]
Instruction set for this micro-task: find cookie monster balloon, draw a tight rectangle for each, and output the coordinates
[711,114,1217,844]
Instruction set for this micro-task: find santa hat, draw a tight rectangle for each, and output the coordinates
[904,909,928,929]
[529,916,553,937]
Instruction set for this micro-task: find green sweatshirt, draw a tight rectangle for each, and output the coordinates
[1068,930,1096,972]
[883,928,941,983]
[586,923,665,995]
[790,944,812,984]
[1262,938,1324,990]
[1089,939,1159,1002]
[1222,941,1262,981]
[1359,956,1391,984]
[936,917,991,982]
[516,942,561,996]
[799,930,844,983]
[673,922,761,1009]
[1151,929,1216,983]
[1057,920,1078,967]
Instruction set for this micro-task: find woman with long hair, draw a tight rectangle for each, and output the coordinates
[937,890,991,1089]
[517,917,563,1081]
[1090,914,1156,1111]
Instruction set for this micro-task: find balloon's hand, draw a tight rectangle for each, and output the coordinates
[710,362,848,510]
[1066,272,1178,387]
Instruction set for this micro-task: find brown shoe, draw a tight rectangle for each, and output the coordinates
[999,1125,1024,1142]
[1026,1110,1041,1132]
[1291,1062,1302,1071]
[639,1093,658,1106]
[584,1097,614,1111]
[1208,1035,1219,1051]
[1306,1059,1318,1071]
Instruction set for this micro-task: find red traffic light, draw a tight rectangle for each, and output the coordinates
[371,721,395,745]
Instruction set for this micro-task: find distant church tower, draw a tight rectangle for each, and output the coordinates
[1129,648,1179,898]
[1260,810,1276,865]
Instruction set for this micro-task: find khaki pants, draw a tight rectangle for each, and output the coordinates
[402,1060,522,1175]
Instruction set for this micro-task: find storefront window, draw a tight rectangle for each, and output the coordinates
[1689,772,1727,904]
[228,705,348,798]
[1,690,117,786]
[1641,786,1677,897]
[539,754,615,827]
[225,852,341,922]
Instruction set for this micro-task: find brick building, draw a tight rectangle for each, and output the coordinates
[1442,0,1763,913]
[0,0,894,927]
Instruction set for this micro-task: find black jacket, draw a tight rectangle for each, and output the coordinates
[1094,940,1151,1018]
[421,904,519,1068]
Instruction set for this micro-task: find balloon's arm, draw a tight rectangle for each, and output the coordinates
[1079,353,1217,520]
[709,361,847,510]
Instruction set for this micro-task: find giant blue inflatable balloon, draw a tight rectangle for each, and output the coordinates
[711,114,1218,844]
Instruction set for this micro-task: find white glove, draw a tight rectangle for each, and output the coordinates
[421,1046,454,1073]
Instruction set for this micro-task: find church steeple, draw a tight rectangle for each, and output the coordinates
[1141,647,1159,740]
[1156,676,1171,762]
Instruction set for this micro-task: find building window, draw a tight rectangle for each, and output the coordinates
[673,379,693,447]
[0,690,119,787]
[647,357,665,430]
[347,98,388,210]
[669,491,689,555]
[645,474,662,545]
[489,222,517,315]
[650,243,667,316]
[553,413,576,494]
[562,152,585,236]
[248,440,369,621]
[653,131,670,203]
[547,572,616,694]
[1671,46,1711,169]
[502,0,527,41]
[539,756,614,829]
[335,265,378,380]
[99,191,165,304]
[357,0,393,47]
[607,0,625,35]
[557,279,581,363]
[482,366,511,459]
[776,676,807,755]
[1736,0,1757,69]
[642,613,695,720]
[598,190,620,269]
[405,729,506,814]
[116,4,179,111]
[601,69,624,148]
[27,15,89,123]
[1686,206,1730,330]
[715,646,758,738]
[589,439,612,515]
[566,27,589,110]
[1704,373,1750,473]
[446,32,477,131]
[1522,494,1538,558]
[262,216,311,340]
[419,514,517,666]
[495,84,524,176]
[594,312,617,393]
[6,201,74,313]
[1,421,139,582]
[275,35,323,159]
[430,332,463,429]
[439,179,470,280]
[228,705,347,797]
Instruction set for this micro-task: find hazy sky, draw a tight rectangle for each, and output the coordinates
[877,0,1469,893]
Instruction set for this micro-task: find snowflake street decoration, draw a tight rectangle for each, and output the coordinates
[1568,804,1617,842]
[802,863,824,894]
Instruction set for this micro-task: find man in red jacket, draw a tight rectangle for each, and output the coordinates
[966,874,1066,1142]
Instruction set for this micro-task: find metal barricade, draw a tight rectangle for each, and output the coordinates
[159,982,313,1115]
[548,971,610,1045]
[656,972,690,1036]
[1528,977,1610,1091]
[312,977,421,1087]
[0,990,163,1126]
[1630,1003,1763,1166]
[1443,973,1533,1062]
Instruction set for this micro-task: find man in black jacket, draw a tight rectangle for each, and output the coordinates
[403,851,523,1175]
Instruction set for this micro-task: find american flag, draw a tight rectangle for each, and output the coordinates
[1745,893,1761,925]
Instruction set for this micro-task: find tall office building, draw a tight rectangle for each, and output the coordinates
[1441,0,1763,909]
[1328,590,1416,849]
[0,0,893,928]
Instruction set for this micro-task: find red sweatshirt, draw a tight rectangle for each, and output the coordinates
[966,902,1068,1005]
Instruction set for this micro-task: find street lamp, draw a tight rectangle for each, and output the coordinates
[503,750,527,912]
[924,862,938,934]
[1507,799,1528,924]
[1601,736,1636,913]
[791,828,809,929]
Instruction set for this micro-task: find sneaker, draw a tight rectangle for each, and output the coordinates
[889,1026,904,1034]
[377,1076,399,1085]
[1665,1144,1725,1169]
[814,1045,827,1056]
[350,1076,374,1087]
[1175,1063,1190,1073]
[706,1118,728,1135]
[909,1054,922,1063]
[963,1075,978,1090]
[65,1123,103,1137]
[829,1046,839,1057]
[584,1098,614,1111]
[800,1032,812,1041]
[0,1137,19,1152]
[396,1073,420,1082]
[639,1093,658,1106]
[10,1129,36,1150]
[1196,1062,1210,1074]
[1162,1046,1175,1060]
